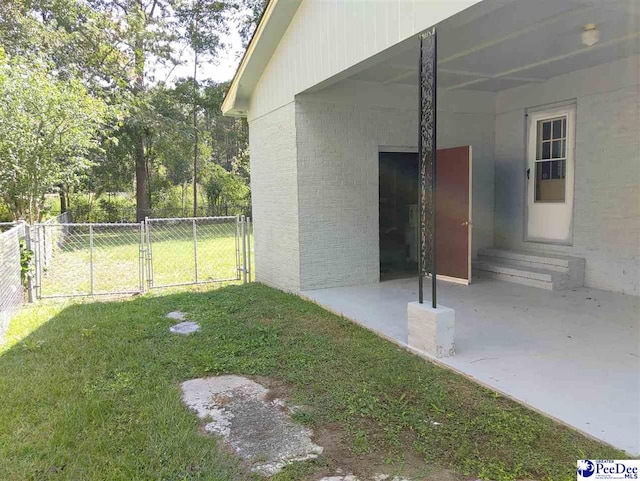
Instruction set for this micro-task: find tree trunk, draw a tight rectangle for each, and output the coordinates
[181,182,186,214]
[58,185,67,213]
[134,33,149,222]
[135,136,148,221]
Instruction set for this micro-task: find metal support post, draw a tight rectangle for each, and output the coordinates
[89,224,95,295]
[192,219,199,283]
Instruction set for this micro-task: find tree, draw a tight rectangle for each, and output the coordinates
[237,0,267,47]
[0,0,262,221]
[82,0,180,220]
[0,0,131,92]
[0,52,111,221]
[175,0,231,216]
[147,83,194,211]
[202,164,248,215]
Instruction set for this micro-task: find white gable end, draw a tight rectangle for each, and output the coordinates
[243,0,483,121]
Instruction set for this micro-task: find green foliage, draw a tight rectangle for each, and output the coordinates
[202,163,250,211]
[0,0,263,221]
[19,239,33,286]
[0,52,112,221]
[65,192,136,223]
[237,0,269,47]
[0,202,13,222]
[98,195,136,222]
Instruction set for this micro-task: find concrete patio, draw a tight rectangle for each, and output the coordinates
[302,277,640,455]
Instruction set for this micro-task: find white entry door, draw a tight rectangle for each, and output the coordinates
[526,105,576,244]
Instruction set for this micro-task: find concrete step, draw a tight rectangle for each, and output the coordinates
[473,260,558,290]
[473,249,585,291]
[477,248,584,273]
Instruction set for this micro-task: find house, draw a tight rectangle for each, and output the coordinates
[222,0,640,454]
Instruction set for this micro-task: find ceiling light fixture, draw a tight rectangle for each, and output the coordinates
[582,23,600,47]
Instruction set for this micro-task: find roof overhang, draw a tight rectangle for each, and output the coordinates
[221,0,303,117]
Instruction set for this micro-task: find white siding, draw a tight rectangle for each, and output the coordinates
[248,0,481,121]
[248,102,301,292]
[494,55,640,295]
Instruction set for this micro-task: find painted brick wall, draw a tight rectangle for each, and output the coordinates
[248,102,301,292]
[494,56,640,295]
[295,101,414,290]
[294,87,496,291]
[249,57,638,296]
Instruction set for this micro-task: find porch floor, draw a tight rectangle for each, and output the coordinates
[301,277,640,455]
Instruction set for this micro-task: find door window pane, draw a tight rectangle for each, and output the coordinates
[541,142,551,159]
[535,161,565,202]
[537,116,568,161]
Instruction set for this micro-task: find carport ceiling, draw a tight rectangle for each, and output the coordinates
[349,0,640,92]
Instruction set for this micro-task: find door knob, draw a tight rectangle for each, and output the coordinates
[461,221,470,227]
[526,168,531,180]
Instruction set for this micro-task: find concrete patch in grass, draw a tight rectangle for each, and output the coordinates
[319,475,411,481]
[180,375,323,475]
[166,311,187,321]
[169,321,200,335]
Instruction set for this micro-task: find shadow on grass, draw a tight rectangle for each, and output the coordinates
[0,284,627,481]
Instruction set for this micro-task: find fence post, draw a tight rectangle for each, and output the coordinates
[145,217,153,289]
[24,223,35,303]
[192,219,198,283]
[42,222,48,267]
[34,225,42,299]
[246,217,252,283]
[139,222,145,293]
[240,216,247,284]
[89,224,94,295]
[235,215,241,281]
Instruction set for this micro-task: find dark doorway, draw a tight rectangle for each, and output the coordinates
[378,152,419,281]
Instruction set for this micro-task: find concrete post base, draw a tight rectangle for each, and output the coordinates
[407,302,455,358]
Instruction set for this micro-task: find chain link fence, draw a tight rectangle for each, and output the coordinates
[0,223,27,342]
[32,216,252,299]
[34,222,144,298]
[0,222,19,233]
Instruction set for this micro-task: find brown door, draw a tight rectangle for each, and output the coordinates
[436,146,472,283]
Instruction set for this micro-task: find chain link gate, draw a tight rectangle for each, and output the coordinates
[145,216,250,289]
[32,216,251,298]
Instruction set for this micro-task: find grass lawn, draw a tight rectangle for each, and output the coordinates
[0,284,625,481]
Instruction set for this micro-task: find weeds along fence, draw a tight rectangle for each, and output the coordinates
[32,216,252,299]
[0,222,27,342]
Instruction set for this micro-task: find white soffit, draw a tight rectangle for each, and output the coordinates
[340,0,640,93]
